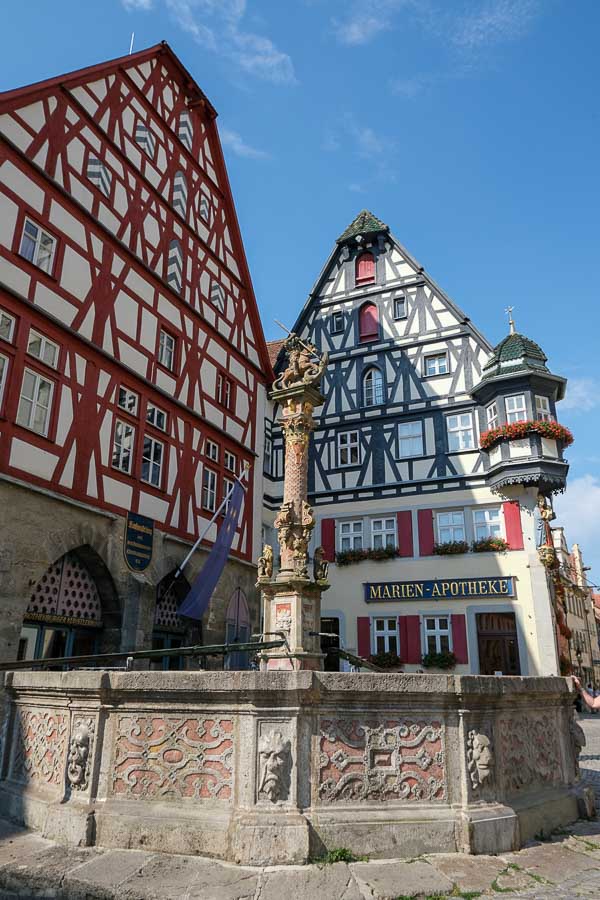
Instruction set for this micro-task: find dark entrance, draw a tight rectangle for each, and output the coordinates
[321,616,340,672]
[476,612,521,675]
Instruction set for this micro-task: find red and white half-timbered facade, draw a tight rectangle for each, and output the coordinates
[0,43,272,664]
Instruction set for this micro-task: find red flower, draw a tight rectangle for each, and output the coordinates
[480,420,573,450]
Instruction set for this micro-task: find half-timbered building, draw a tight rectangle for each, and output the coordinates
[0,43,272,665]
[264,210,571,676]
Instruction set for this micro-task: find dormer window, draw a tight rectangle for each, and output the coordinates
[355,251,376,286]
[358,302,379,343]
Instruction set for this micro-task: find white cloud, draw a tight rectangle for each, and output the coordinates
[219,127,269,160]
[122,0,154,9]
[452,0,539,49]
[332,0,412,46]
[390,75,429,98]
[555,475,600,580]
[561,377,600,413]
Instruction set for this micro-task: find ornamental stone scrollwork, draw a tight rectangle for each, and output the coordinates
[257,545,273,580]
[498,713,561,794]
[257,730,292,803]
[272,335,328,393]
[467,730,494,790]
[67,717,95,791]
[10,709,69,788]
[570,713,586,780]
[319,718,446,803]
[111,715,234,801]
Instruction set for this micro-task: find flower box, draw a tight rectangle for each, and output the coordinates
[335,546,399,566]
[369,651,403,670]
[433,541,469,556]
[480,420,573,451]
[471,537,509,553]
[422,651,457,670]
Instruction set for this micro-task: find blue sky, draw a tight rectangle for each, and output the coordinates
[3,1,600,579]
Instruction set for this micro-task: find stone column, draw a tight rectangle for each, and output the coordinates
[257,335,330,671]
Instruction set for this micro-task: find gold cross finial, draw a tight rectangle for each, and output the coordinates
[505,306,516,335]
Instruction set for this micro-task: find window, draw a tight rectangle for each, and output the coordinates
[206,439,219,462]
[135,121,156,158]
[222,476,234,514]
[535,395,553,421]
[355,251,376,286]
[505,394,527,423]
[224,450,237,472]
[146,402,167,431]
[16,369,54,436]
[486,401,499,430]
[331,311,344,334]
[19,219,56,274]
[473,507,503,541]
[158,329,176,371]
[0,311,15,343]
[178,110,193,150]
[217,372,234,410]
[374,618,398,655]
[264,435,272,475]
[202,467,217,511]
[372,517,396,550]
[446,413,474,451]
[27,330,59,368]
[86,156,111,197]
[358,302,378,342]
[118,386,139,416]
[363,367,384,406]
[339,520,363,551]
[338,430,360,467]
[399,421,423,457]
[424,616,451,655]
[167,239,183,294]
[210,281,225,313]
[436,510,465,543]
[173,171,188,217]
[111,419,135,473]
[424,353,448,377]
[0,354,9,406]
[141,435,164,487]
[393,296,407,319]
[199,194,210,223]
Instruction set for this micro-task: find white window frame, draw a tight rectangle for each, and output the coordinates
[86,155,112,197]
[535,395,553,421]
[372,517,396,550]
[111,419,135,474]
[16,368,54,436]
[339,520,363,552]
[158,329,175,371]
[173,170,188,218]
[167,239,183,294]
[338,430,360,467]
[423,352,449,377]
[141,434,164,488]
[222,476,235,514]
[19,219,56,274]
[505,394,527,423]
[199,193,210,223]
[423,615,452,655]
[393,295,407,320]
[146,402,167,431]
[27,329,59,369]
[446,412,475,451]
[135,121,156,158]
[363,367,384,407]
[118,386,139,416]
[202,467,217,512]
[398,421,424,458]
[436,509,466,543]
[264,435,272,475]
[373,617,399,656]
[472,507,503,541]
[330,311,344,334]
[224,450,237,473]
[210,282,225,313]
[0,353,9,407]
[217,373,233,410]
[486,401,499,430]
[206,439,219,462]
[0,310,16,343]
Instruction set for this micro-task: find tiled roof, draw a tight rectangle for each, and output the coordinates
[337,210,389,243]
[267,340,285,367]
[480,331,549,381]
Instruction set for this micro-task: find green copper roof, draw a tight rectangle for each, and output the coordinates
[337,209,389,243]
[480,331,550,381]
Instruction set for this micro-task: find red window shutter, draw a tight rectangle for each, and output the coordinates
[417,509,435,556]
[402,615,422,664]
[357,617,371,658]
[359,303,378,342]
[451,614,468,664]
[321,518,336,562]
[356,252,375,285]
[396,511,413,558]
[503,501,524,550]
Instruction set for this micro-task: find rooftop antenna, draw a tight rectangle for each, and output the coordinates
[129,32,135,55]
[505,306,516,335]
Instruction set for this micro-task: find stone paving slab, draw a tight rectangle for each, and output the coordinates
[259,863,361,900]
[350,859,454,899]
[426,853,506,893]
[184,859,262,900]
[65,849,156,895]
[502,840,600,884]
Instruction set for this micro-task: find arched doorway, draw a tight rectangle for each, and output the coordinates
[224,587,251,670]
[151,570,195,670]
[18,548,118,662]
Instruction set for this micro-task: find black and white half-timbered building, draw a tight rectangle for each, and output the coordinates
[264,210,571,676]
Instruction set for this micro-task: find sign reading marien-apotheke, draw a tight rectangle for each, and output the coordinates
[124,511,154,572]
[364,577,515,603]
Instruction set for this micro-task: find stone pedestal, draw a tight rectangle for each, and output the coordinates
[259,578,325,671]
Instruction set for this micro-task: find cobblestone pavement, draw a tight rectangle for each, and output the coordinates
[2,714,600,900]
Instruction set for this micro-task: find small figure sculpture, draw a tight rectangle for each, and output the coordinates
[273,334,328,392]
[467,730,494,789]
[67,724,91,790]
[292,534,309,578]
[313,547,329,583]
[258,730,292,802]
[257,545,273,579]
[535,493,555,548]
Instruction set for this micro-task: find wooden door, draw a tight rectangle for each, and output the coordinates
[476,612,521,675]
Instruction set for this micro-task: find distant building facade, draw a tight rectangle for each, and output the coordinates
[552,533,600,685]
[0,44,271,665]
[265,210,572,676]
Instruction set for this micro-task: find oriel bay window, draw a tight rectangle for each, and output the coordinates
[423,616,451,654]
[17,369,54,436]
[473,507,503,540]
[535,395,553,421]
[486,401,499,430]
[373,617,399,655]
[112,420,135,473]
[339,520,363,551]
[505,394,527,423]
[338,430,360,466]
[372,517,396,549]
[141,435,164,488]
[436,510,465,543]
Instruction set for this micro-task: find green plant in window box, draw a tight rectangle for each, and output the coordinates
[433,541,469,556]
[335,546,399,566]
[471,537,509,553]
[369,651,403,670]
[421,650,457,670]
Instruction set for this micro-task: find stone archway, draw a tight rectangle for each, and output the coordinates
[151,569,198,669]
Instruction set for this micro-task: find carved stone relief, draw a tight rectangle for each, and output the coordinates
[275,602,292,634]
[319,718,446,803]
[497,713,561,794]
[257,729,292,803]
[67,717,95,791]
[467,729,494,790]
[10,709,68,788]
[111,716,234,801]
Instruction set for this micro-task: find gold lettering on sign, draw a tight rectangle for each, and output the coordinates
[392,584,401,598]
[432,583,442,597]
[405,585,415,598]
[478,581,488,595]
[370,585,382,600]
[441,582,450,596]
[415,584,424,598]
[382,586,391,598]
[498,579,509,594]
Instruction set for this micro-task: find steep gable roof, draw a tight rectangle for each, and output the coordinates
[337,209,389,244]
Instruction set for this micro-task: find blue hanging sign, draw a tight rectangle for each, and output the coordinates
[124,512,154,572]
[364,577,515,603]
